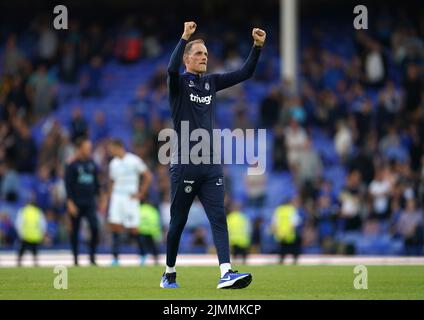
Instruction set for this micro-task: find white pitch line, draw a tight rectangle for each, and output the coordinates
[1,253,424,267]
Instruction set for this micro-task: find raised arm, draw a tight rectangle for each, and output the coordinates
[214,28,266,92]
[167,40,187,75]
[167,22,197,94]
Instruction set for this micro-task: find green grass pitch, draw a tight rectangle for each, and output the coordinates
[1,265,424,300]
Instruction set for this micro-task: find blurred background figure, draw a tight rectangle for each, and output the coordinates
[138,199,162,265]
[227,203,251,264]
[14,195,46,266]
[65,137,100,266]
[272,197,302,264]
[396,199,424,256]
[245,161,267,214]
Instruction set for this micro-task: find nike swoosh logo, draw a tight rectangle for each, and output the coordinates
[221,276,231,281]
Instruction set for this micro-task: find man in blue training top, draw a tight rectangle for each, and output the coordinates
[160,21,266,289]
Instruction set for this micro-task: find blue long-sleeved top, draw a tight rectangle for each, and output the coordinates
[65,159,100,207]
[167,38,261,164]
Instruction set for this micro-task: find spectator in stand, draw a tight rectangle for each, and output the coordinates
[245,161,267,211]
[363,40,388,88]
[334,120,353,164]
[368,168,392,221]
[91,110,110,144]
[34,165,53,212]
[38,122,66,172]
[36,22,59,66]
[115,16,143,64]
[396,198,424,256]
[50,166,67,216]
[418,155,424,204]
[6,75,30,118]
[14,122,37,174]
[403,64,423,120]
[0,161,19,202]
[2,34,25,76]
[295,138,323,201]
[82,23,111,62]
[0,211,15,246]
[315,89,341,134]
[347,137,376,185]
[81,55,103,97]
[143,33,162,59]
[315,190,338,254]
[353,99,374,147]
[285,117,308,172]
[376,81,403,136]
[58,42,79,84]
[130,84,151,120]
[406,124,423,173]
[149,65,167,91]
[339,170,366,232]
[259,87,281,128]
[232,95,252,130]
[26,64,58,121]
[272,126,289,171]
[132,116,152,148]
[70,107,88,144]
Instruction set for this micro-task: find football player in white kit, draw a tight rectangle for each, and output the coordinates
[107,138,153,265]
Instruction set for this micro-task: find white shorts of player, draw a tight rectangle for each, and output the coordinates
[108,193,140,228]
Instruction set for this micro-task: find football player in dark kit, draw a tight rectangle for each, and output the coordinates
[65,137,100,266]
[160,21,266,289]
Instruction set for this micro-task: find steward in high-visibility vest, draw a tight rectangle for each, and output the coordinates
[15,204,46,243]
[227,210,251,264]
[138,203,162,265]
[15,203,46,266]
[227,211,250,248]
[273,204,298,244]
[139,203,162,241]
[272,203,301,264]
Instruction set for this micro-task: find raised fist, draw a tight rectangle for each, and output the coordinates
[252,28,266,47]
[182,21,197,40]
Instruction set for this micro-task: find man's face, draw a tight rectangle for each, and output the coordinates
[108,143,124,158]
[184,43,208,74]
[107,144,118,157]
[80,141,92,158]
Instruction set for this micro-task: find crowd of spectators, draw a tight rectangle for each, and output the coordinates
[259,9,424,254]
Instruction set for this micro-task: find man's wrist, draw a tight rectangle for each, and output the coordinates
[181,34,190,41]
[254,42,263,48]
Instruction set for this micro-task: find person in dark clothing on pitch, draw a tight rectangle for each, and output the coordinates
[160,21,266,289]
[65,137,100,266]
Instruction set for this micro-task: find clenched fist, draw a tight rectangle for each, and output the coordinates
[182,21,197,40]
[252,28,266,47]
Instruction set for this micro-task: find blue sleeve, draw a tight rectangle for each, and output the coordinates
[213,45,261,92]
[167,38,188,95]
